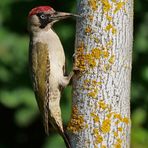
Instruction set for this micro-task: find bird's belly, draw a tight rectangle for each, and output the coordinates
[49,60,63,87]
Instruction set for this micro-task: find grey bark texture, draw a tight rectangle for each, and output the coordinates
[67,0,133,148]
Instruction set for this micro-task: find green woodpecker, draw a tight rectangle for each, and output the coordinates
[28,6,77,148]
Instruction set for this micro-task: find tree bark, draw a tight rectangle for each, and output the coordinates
[67,0,133,147]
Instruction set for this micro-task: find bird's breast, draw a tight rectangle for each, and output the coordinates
[31,29,66,87]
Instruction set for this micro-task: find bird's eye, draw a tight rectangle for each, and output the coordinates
[40,14,46,19]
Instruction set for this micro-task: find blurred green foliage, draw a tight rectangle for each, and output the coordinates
[0,0,147,148]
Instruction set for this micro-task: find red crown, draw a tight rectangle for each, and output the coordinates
[28,6,53,17]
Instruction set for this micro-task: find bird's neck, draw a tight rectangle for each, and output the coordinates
[31,28,59,45]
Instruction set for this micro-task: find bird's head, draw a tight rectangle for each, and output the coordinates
[28,6,79,32]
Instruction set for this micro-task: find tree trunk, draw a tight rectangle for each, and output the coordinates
[67,0,133,147]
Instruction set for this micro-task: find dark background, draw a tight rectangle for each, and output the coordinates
[0,0,147,148]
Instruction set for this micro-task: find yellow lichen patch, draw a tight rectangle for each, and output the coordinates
[88,89,98,99]
[67,105,85,133]
[83,84,93,90]
[112,27,117,34]
[108,55,115,64]
[84,79,90,84]
[113,113,130,125]
[114,113,122,121]
[77,42,84,52]
[88,0,98,11]
[114,131,118,137]
[74,55,86,71]
[93,128,103,144]
[95,134,103,144]
[85,124,89,129]
[92,80,102,86]
[118,127,123,132]
[106,14,112,21]
[122,117,130,124]
[88,15,94,21]
[83,79,101,92]
[91,112,100,123]
[98,100,108,110]
[94,37,99,43]
[105,24,117,34]
[85,26,92,33]
[101,119,111,133]
[92,48,101,59]
[97,81,102,85]
[117,138,122,143]
[83,79,90,87]
[101,145,107,148]
[92,80,97,86]
[114,143,121,148]
[93,128,99,135]
[103,64,111,72]
[101,0,112,13]
[105,24,112,31]
[74,41,115,71]
[86,54,97,68]
[115,120,120,125]
[114,138,122,148]
[74,42,86,72]
[106,40,113,47]
[101,50,109,58]
[114,2,125,14]
[106,112,113,118]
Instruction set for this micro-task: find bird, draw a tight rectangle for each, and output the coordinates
[28,6,78,148]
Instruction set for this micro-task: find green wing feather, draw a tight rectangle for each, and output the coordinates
[30,42,50,134]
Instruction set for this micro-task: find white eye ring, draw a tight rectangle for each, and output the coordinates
[40,14,46,19]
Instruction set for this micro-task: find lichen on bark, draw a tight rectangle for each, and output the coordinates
[67,0,133,147]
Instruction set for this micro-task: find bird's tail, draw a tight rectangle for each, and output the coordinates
[61,131,71,148]
[45,109,71,148]
[43,116,71,148]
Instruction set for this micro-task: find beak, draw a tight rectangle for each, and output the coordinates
[50,11,80,20]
